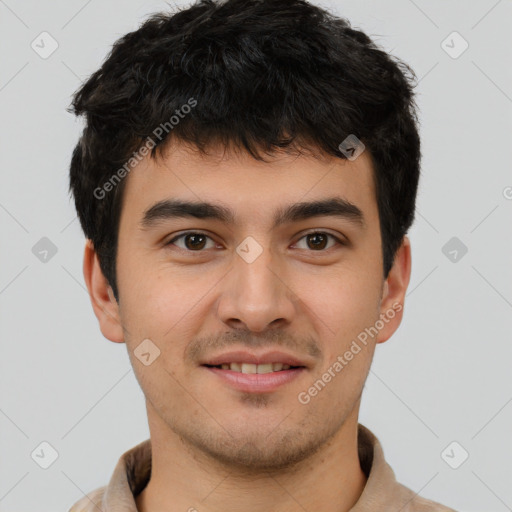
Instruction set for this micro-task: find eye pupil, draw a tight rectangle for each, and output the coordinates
[185,234,207,250]
[307,233,328,250]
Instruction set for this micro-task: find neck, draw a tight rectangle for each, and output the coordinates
[135,404,367,512]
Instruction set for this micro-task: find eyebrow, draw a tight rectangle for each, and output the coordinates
[140,197,365,231]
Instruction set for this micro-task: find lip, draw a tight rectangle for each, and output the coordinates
[200,350,309,368]
[203,366,306,393]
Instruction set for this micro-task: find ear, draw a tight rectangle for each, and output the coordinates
[375,235,412,344]
[83,239,124,343]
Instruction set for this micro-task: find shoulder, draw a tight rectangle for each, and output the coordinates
[68,485,106,512]
[392,482,458,511]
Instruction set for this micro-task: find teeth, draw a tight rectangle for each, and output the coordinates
[215,362,296,373]
[230,362,241,372]
[228,363,242,372]
[241,363,257,374]
[257,363,273,374]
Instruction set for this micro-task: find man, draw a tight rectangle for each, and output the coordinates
[67,0,457,510]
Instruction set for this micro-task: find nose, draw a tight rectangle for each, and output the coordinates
[216,244,297,333]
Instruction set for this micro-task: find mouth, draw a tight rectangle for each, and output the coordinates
[201,349,314,393]
[202,364,306,393]
[200,350,309,393]
[202,362,304,373]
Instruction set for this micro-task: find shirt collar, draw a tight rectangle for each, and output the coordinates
[71,423,453,512]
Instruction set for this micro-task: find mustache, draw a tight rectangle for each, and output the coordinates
[185,329,321,364]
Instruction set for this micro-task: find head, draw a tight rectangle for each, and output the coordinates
[69,0,419,470]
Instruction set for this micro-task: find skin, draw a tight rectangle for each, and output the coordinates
[83,139,411,512]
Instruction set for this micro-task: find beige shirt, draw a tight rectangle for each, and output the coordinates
[68,423,457,511]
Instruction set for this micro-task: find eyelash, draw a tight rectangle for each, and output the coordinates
[166,231,346,252]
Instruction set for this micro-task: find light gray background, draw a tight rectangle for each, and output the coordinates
[1,1,511,511]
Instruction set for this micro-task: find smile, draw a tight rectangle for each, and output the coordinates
[204,362,300,373]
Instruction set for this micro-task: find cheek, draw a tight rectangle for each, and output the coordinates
[118,264,214,359]
[294,267,381,337]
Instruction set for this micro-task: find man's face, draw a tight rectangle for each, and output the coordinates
[92,140,407,471]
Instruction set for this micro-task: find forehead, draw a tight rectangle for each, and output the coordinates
[119,140,378,229]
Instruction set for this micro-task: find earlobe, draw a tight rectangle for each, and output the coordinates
[83,240,124,343]
[375,235,412,344]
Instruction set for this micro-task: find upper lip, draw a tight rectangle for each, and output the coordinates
[201,350,310,368]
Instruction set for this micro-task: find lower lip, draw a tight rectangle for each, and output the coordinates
[203,366,306,393]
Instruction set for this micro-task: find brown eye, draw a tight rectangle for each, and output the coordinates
[294,232,343,251]
[167,232,215,251]
[306,233,328,250]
